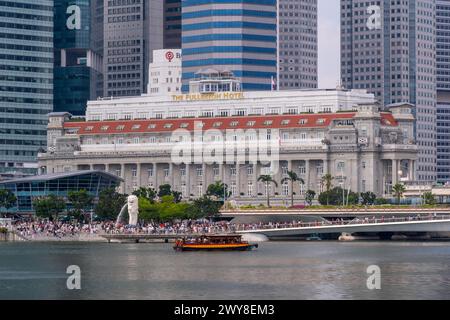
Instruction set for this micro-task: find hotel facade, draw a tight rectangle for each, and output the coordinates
[38,88,418,202]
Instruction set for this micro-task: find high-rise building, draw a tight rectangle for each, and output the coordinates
[103,0,164,97]
[0,0,54,176]
[164,0,182,49]
[53,0,104,116]
[437,0,450,184]
[278,0,318,90]
[181,0,278,92]
[147,49,182,96]
[341,0,437,182]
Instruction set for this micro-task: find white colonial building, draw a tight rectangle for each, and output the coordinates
[39,88,418,202]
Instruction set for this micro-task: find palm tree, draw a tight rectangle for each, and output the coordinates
[392,183,406,205]
[282,171,305,207]
[321,174,334,205]
[258,175,278,208]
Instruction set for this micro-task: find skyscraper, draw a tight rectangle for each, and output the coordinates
[103,0,164,97]
[181,0,278,92]
[0,0,54,176]
[278,0,318,90]
[341,0,437,182]
[53,0,104,116]
[164,0,182,49]
[437,0,450,184]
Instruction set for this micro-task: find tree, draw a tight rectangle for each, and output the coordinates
[282,171,305,207]
[361,191,377,206]
[132,187,156,203]
[321,174,334,205]
[33,195,66,220]
[0,189,17,216]
[392,183,406,205]
[206,181,231,200]
[258,175,278,207]
[188,195,222,219]
[423,192,436,206]
[68,189,94,221]
[95,188,127,220]
[158,184,172,198]
[318,187,359,206]
[305,190,316,206]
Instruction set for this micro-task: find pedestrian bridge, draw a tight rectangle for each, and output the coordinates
[235,216,450,239]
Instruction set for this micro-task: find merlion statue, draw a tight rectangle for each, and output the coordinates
[127,195,139,226]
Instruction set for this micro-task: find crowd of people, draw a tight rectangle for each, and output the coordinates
[8,212,446,240]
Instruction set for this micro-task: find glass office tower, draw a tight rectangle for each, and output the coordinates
[0,0,54,176]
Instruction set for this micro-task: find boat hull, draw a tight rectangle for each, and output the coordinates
[174,244,258,252]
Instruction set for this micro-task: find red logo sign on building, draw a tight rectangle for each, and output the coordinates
[165,51,175,62]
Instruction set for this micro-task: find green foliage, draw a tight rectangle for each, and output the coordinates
[281,171,305,207]
[68,189,93,221]
[318,187,359,206]
[392,183,406,204]
[305,190,316,206]
[207,181,231,200]
[132,187,156,203]
[0,189,17,212]
[374,198,389,205]
[95,188,127,220]
[423,192,436,205]
[33,194,66,220]
[189,196,222,219]
[361,191,377,205]
[158,184,173,198]
[321,174,334,193]
[0,227,7,233]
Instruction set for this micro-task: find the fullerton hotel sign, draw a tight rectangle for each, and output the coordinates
[171,92,245,102]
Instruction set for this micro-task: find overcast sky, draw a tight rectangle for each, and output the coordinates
[317,0,340,89]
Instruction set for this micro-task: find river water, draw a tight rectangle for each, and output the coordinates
[1,241,449,300]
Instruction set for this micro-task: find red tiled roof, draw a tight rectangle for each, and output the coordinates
[64,113,398,135]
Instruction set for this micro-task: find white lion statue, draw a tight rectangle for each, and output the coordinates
[127,195,139,226]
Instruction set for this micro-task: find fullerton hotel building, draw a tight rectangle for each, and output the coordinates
[39,76,418,202]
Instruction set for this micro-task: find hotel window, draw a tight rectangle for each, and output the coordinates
[299,184,305,196]
[287,108,298,115]
[123,114,132,120]
[235,109,245,116]
[197,184,203,196]
[148,168,153,177]
[195,122,205,128]
[107,113,117,120]
[230,182,237,196]
[316,166,323,175]
[202,111,214,118]
[184,111,196,118]
[282,183,289,196]
[269,108,280,115]
[133,137,139,144]
[148,124,156,129]
[230,121,239,127]
[362,180,366,192]
[247,166,254,175]
[149,136,156,143]
[213,167,219,177]
[213,122,222,128]
[180,123,189,128]
[164,123,173,129]
[196,167,203,177]
[263,120,273,126]
[300,132,307,140]
[180,168,186,177]
[132,124,141,130]
[116,169,121,177]
[247,121,256,127]
[247,182,253,196]
[117,138,124,144]
[101,138,108,144]
[282,167,289,176]
[164,169,169,177]
[230,167,236,176]
[137,113,148,119]
[132,169,137,177]
[281,120,290,126]
[85,126,94,131]
[337,161,345,171]
[282,132,289,141]
[100,125,109,131]
[85,138,93,145]
[91,114,101,121]
[155,113,163,119]
[316,119,325,125]
[165,136,171,143]
[116,125,125,131]
[299,166,306,175]
[299,119,308,125]
[219,110,229,117]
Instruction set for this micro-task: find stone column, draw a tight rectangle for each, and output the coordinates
[392,159,398,185]
[305,160,310,191]
[105,164,110,173]
[89,164,94,171]
[153,163,158,189]
[186,163,191,198]
[409,160,415,181]
[202,163,207,193]
[236,162,241,197]
[120,163,125,193]
[136,163,141,188]
[169,162,174,188]
[253,162,258,197]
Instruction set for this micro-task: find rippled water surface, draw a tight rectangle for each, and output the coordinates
[1,241,450,300]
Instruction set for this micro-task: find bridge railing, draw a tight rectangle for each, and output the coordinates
[234,214,450,231]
